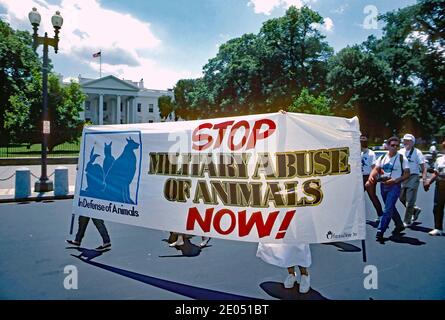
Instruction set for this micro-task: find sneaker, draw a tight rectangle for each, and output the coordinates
[403,222,412,228]
[284,273,296,289]
[299,275,311,294]
[66,240,80,246]
[428,229,443,236]
[169,236,184,247]
[199,237,210,247]
[412,208,421,222]
[374,217,381,224]
[376,231,384,242]
[95,243,111,251]
[392,226,405,235]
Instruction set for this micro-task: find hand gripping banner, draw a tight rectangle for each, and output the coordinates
[73,112,366,244]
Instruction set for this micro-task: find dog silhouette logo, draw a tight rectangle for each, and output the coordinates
[80,134,141,204]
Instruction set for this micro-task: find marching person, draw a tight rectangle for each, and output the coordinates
[366,136,410,242]
[257,243,311,294]
[66,216,111,251]
[398,134,427,226]
[360,134,384,222]
[423,140,445,236]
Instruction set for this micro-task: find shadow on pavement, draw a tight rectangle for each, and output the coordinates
[409,224,434,234]
[66,246,110,261]
[260,282,328,300]
[70,254,257,300]
[324,242,361,252]
[388,234,426,245]
[376,234,426,246]
[159,237,209,258]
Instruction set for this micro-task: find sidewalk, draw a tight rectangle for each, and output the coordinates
[0,164,77,202]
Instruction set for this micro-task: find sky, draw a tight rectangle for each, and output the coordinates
[0,0,417,90]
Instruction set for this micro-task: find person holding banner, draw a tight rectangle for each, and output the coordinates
[367,136,410,242]
[423,140,445,236]
[66,216,111,251]
[361,134,384,222]
[257,243,311,294]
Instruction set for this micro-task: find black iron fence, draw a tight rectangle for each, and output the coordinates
[0,141,80,158]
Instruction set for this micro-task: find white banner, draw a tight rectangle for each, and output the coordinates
[73,112,366,244]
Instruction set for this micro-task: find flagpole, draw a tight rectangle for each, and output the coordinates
[100,49,102,78]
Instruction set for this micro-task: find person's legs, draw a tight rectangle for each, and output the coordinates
[284,266,296,288]
[378,185,401,236]
[403,176,420,224]
[433,182,445,231]
[74,216,91,244]
[92,218,111,244]
[377,186,390,234]
[298,266,310,293]
[365,180,384,217]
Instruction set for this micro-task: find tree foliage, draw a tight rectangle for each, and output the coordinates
[1,20,86,148]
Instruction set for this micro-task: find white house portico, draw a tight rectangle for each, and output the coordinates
[77,75,174,125]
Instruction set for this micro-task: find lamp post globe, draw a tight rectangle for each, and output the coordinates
[28,7,41,26]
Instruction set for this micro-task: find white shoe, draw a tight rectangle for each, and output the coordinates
[299,274,311,293]
[284,273,296,289]
[199,237,210,247]
[403,222,412,227]
[412,208,421,222]
[169,235,184,247]
[428,229,443,236]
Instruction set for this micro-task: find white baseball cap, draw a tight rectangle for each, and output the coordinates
[402,134,415,143]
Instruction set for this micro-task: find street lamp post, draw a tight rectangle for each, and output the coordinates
[28,7,63,192]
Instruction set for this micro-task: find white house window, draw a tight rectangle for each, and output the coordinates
[149,120,154,123]
[85,101,90,111]
[149,104,154,113]
[120,102,123,112]
[137,103,142,112]
[103,102,107,111]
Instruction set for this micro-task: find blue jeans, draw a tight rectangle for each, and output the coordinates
[378,184,403,234]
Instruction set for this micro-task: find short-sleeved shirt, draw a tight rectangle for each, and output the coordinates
[399,147,425,175]
[375,152,410,180]
[361,149,376,176]
[434,155,445,182]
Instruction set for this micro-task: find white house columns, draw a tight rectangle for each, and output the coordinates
[116,95,121,124]
[98,94,104,125]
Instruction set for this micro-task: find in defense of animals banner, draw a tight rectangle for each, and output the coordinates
[72,112,366,244]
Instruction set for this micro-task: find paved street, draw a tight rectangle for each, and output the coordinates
[0,186,444,300]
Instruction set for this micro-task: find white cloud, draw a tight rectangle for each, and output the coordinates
[323,17,334,32]
[247,0,315,16]
[311,17,334,33]
[0,0,195,89]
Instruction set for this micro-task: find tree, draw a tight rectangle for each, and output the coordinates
[326,45,394,138]
[259,6,333,109]
[1,20,86,148]
[0,20,40,144]
[158,95,174,120]
[171,6,334,119]
[288,88,332,115]
[5,73,86,150]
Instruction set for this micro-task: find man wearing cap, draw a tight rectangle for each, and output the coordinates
[399,134,427,226]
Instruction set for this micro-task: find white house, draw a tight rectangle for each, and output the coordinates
[76,75,174,125]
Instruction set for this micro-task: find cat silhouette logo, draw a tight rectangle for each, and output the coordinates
[80,132,142,204]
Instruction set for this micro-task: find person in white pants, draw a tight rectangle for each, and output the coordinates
[256,243,311,294]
